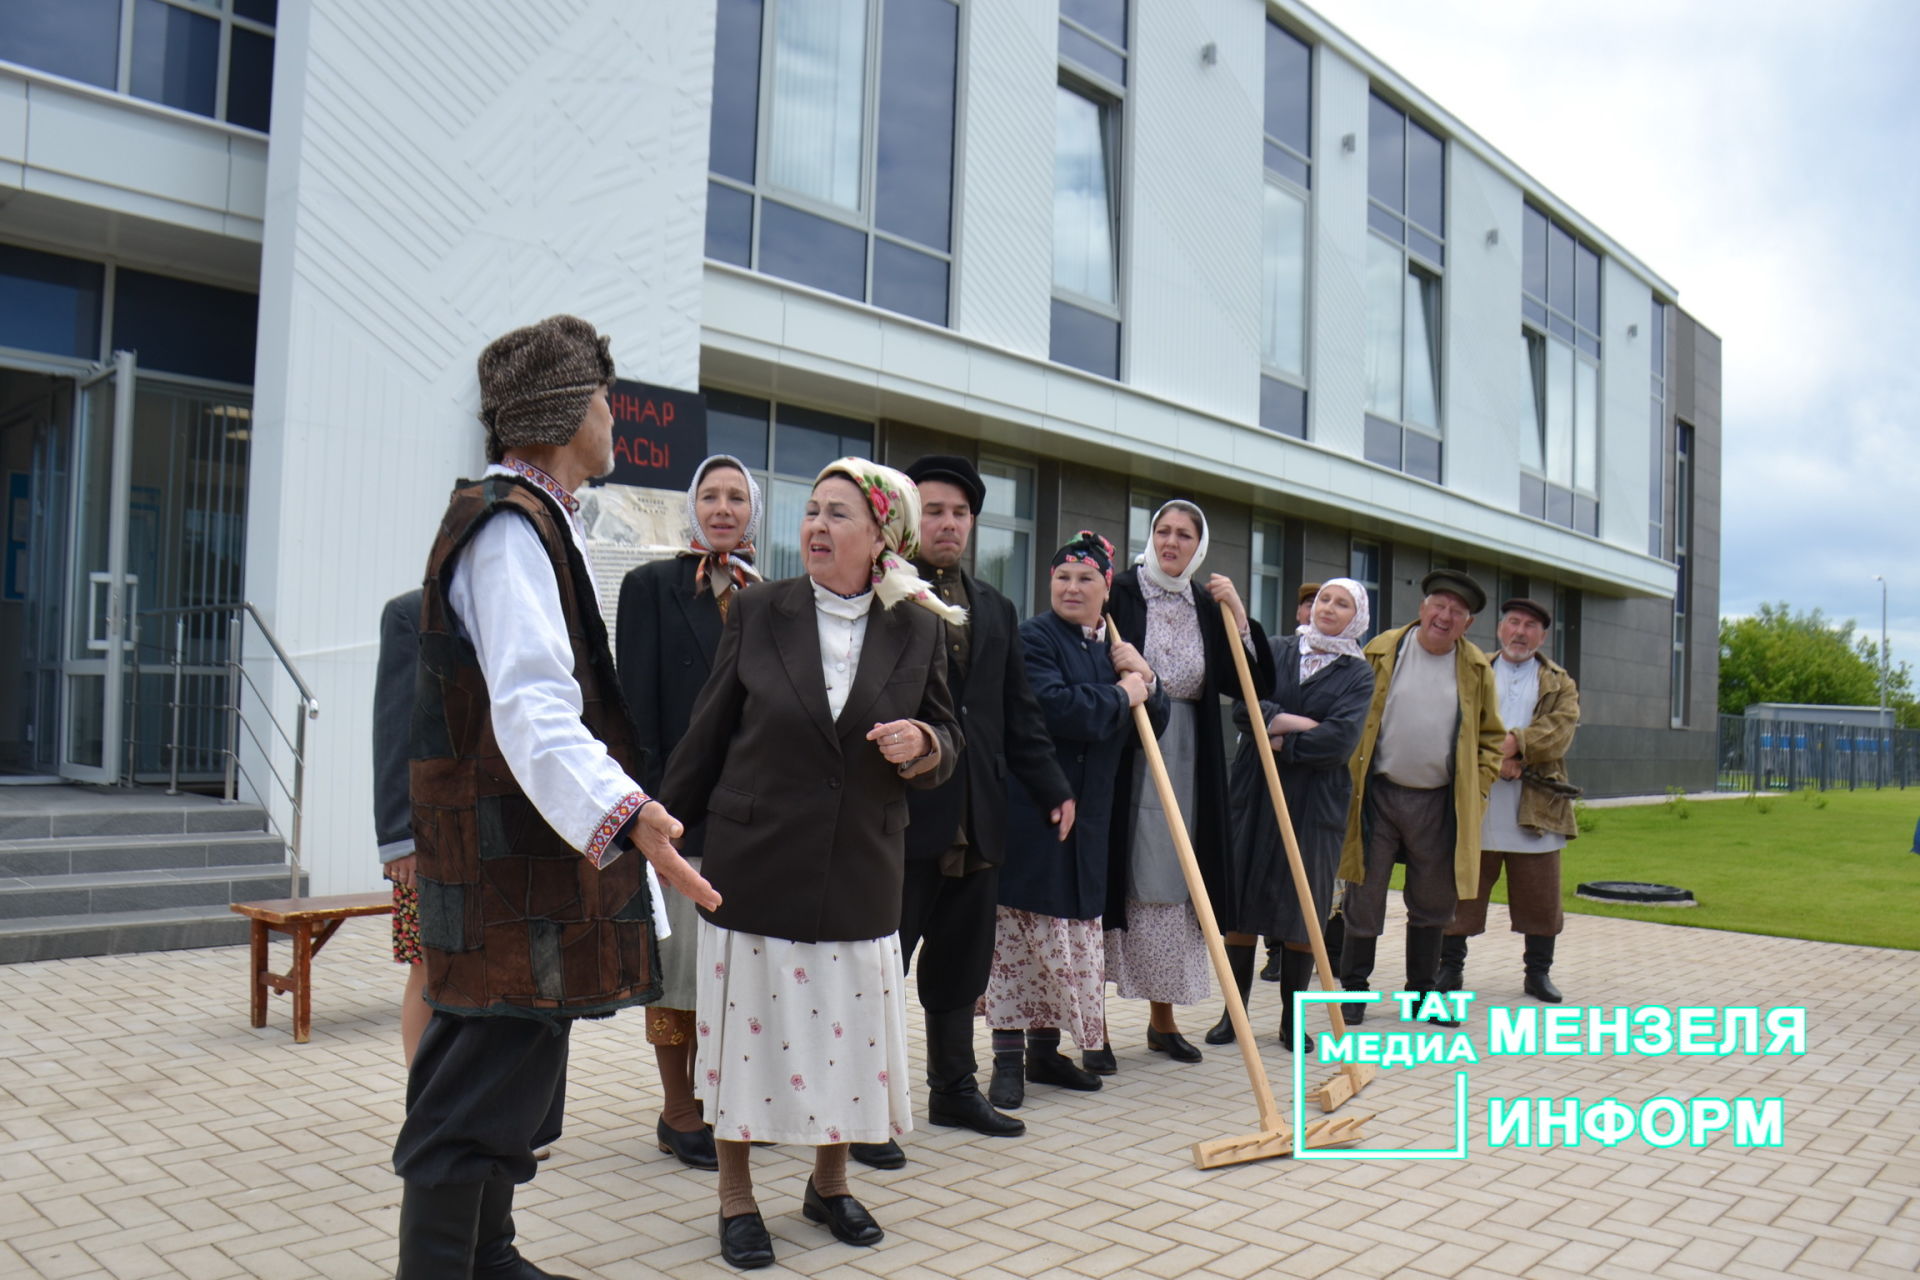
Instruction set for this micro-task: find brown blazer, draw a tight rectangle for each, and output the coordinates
[660,575,961,943]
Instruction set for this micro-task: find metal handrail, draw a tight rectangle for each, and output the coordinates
[127,602,320,895]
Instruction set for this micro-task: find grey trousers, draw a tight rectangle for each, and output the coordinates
[1339,776,1459,936]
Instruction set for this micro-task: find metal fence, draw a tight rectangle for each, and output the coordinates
[1717,714,1920,792]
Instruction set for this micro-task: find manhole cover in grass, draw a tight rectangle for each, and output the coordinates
[1577,881,1696,907]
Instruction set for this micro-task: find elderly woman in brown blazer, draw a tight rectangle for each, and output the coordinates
[661,457,963,1271]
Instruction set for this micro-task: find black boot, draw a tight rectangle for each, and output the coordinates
[474,1179,580,1280]
[987,1049,1024,1110]
[925,1008,1024,1136]
[1338,933,1376,1025]
[1403,926,1461,1027]
[1524,935,1564,1003]
[1277,949,1316,1055]
[1205,943,1257,1045]
[1323,912,1346,972]
[1435,935,1468,993]
[1259,938,1282,982]
[397,1181,484,1280]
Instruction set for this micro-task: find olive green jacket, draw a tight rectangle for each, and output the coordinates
[1339,623,1505,899]
[1508,653,1581,840]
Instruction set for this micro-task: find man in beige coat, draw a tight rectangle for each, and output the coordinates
[1438,598,1580,1003]
[1336,570,1504,1025]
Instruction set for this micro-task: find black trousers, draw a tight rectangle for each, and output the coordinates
[899,859,998,1015]
[393,1010,570,1187]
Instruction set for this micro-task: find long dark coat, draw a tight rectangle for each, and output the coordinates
[1224,643,1373,943]
[1105,567,1274,927]
[905,568,1072,865]
[615,555,725,857]
[1000,610,1169,921]
[659,576,961,943]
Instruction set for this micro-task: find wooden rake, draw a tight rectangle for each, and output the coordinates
[1218,600,1377,1113]
[1106,614,1368,1168]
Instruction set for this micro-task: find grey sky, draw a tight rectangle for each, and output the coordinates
[1308,0,1920,676]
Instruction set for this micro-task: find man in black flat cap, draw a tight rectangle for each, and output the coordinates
[849,455,1075,1170]
[1335,569,1504,1027]
[1438,597,1580,1003]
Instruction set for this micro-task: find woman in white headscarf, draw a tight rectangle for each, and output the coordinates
[1213,578,1374,1054]
[615,453,763,1170]
[1098,499,1274,1069]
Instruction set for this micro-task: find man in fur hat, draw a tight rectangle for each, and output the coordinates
[394,315,718,1278]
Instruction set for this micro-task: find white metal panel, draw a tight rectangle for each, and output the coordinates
[1122,0,1261,423]
[950,0,1055,358]
[1441,144,1524,507]
[0,73,25,174]
[1601,258,1655,547]
[246,0,715,894]
[24,81,236,215]
[1305,45,1369,459]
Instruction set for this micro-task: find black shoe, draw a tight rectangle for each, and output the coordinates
[987,1049,1024,1109]
[1260,944,1282,982]
[1026,1049,1103,1091]
[928,1087,1026,1136]
[1338,933,1376,1026]
[1523,935,1563,1003]
[1340,990,1368,1025]
[1206,942,1257,1045]
[656,1116,719,1171]
[1203,1011,1237,1045]
[718,1211,774,1269]
[848,1139,906,1170]
[1435,935,1468,993]
[1277,949,1316,1056]
[1525,972,1564,1004]
[397,1181,484,1280]
[1081,1044,1117,1075]
[803,1179,883,1246]
[1145,1027,1203,1063]
[475,1179,581,1280]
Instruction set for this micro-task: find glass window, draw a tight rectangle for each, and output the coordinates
[1367,96,1403,212]
[1350,538,1381,640]
[1058,25,1124,84]
[1060,0,1127,49]
[976,458,1036,617]
[1403,266,1440,430]
[875,0,958,253]
[1249,518,1284,636]
[0,0,122,89]
[226,26,274,132]
[1522,206,1549,303]
[1363,236,1403,420]
[1544,339,1573,489]
[1262,184,1307,378]
[1405,121,1444,239]
[870,239,948,326]
[1260,377,1306,440]
[1575,244,1601,333]
[1547,222,1575,317]
[1574,357,1598,492]
[1522,204,1604,528]
[710,0,766,184]
[759,200,867,301]
[768,0,869,212]
[1264,21,1311,188]
[0,245,105,360]
[1518,331,1544,471]
[705,390,772,469]
[1366,94,1445,471]
[130,0,219,119]
[1126,490,1161,563]
[1049,299,1120,380]
[112,268,257,384]
[706,182,754,267]
[1053,85,1116,305]
[234,0,278,22]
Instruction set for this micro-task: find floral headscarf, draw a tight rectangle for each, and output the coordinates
[681,454,763,599]
[1134,499,1209,594]
[1051,530,1116,588]
[815,458,967,626]
[1297,577,1370,680]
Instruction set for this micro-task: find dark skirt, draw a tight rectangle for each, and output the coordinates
[1223,737,1339,945]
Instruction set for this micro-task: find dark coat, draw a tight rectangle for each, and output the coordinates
[659,575,962,943]
[1224,643,1373,942]
[373,589,423,856]
[905,569,1072,865]
[615,555,726,857]
[1104,567,1274,927]
[1000,611,1168,921]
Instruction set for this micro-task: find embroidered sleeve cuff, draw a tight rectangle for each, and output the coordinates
[586,791,648,868]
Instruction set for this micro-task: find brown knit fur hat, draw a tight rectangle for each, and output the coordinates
[477,315,615,463]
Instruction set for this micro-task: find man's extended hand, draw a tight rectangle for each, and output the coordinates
[1051,797,1077,842]
[630,801,721,910]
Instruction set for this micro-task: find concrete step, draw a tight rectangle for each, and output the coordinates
[0,831,288,878]
[0,786,271,840]
[0,865,303,921]
[0,905,257,964]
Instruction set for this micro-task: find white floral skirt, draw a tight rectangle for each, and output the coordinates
[693,920,913,1146]
[977,907,1107,1050]
[1104,899,1212,1006]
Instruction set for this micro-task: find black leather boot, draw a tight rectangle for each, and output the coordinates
[925,1009,1024,1136]
[397,1181,484,1280]
[1259,938,1282,982]
[474,1179,580,1280]
[1204,943,1257,1045]
[987,1049,1024,1110]
[1323,912,1346,971]
[1403,926,1461,1027]
[1338,933,1375,1025]
[1435,934,1468,993]
[1524,935,1564,1003]
[1277,948,1316,1055]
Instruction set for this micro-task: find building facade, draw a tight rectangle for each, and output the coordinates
[0,0,1721,895]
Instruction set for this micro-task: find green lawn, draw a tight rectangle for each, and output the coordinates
[1396,787,1920,950]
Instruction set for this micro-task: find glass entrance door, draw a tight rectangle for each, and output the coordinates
[59,352,135,783]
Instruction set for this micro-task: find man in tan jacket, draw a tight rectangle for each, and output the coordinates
[1337,570,1504,1025]
[1438,598,1580,1003]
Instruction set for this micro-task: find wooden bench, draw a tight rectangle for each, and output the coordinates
[232,893,394,1043]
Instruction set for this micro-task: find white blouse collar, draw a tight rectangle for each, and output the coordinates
[811,578,876,620]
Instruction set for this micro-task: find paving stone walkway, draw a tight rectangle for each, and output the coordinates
[1,896,1914,1279]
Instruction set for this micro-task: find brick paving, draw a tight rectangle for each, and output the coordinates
[0,897,1914,1279]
